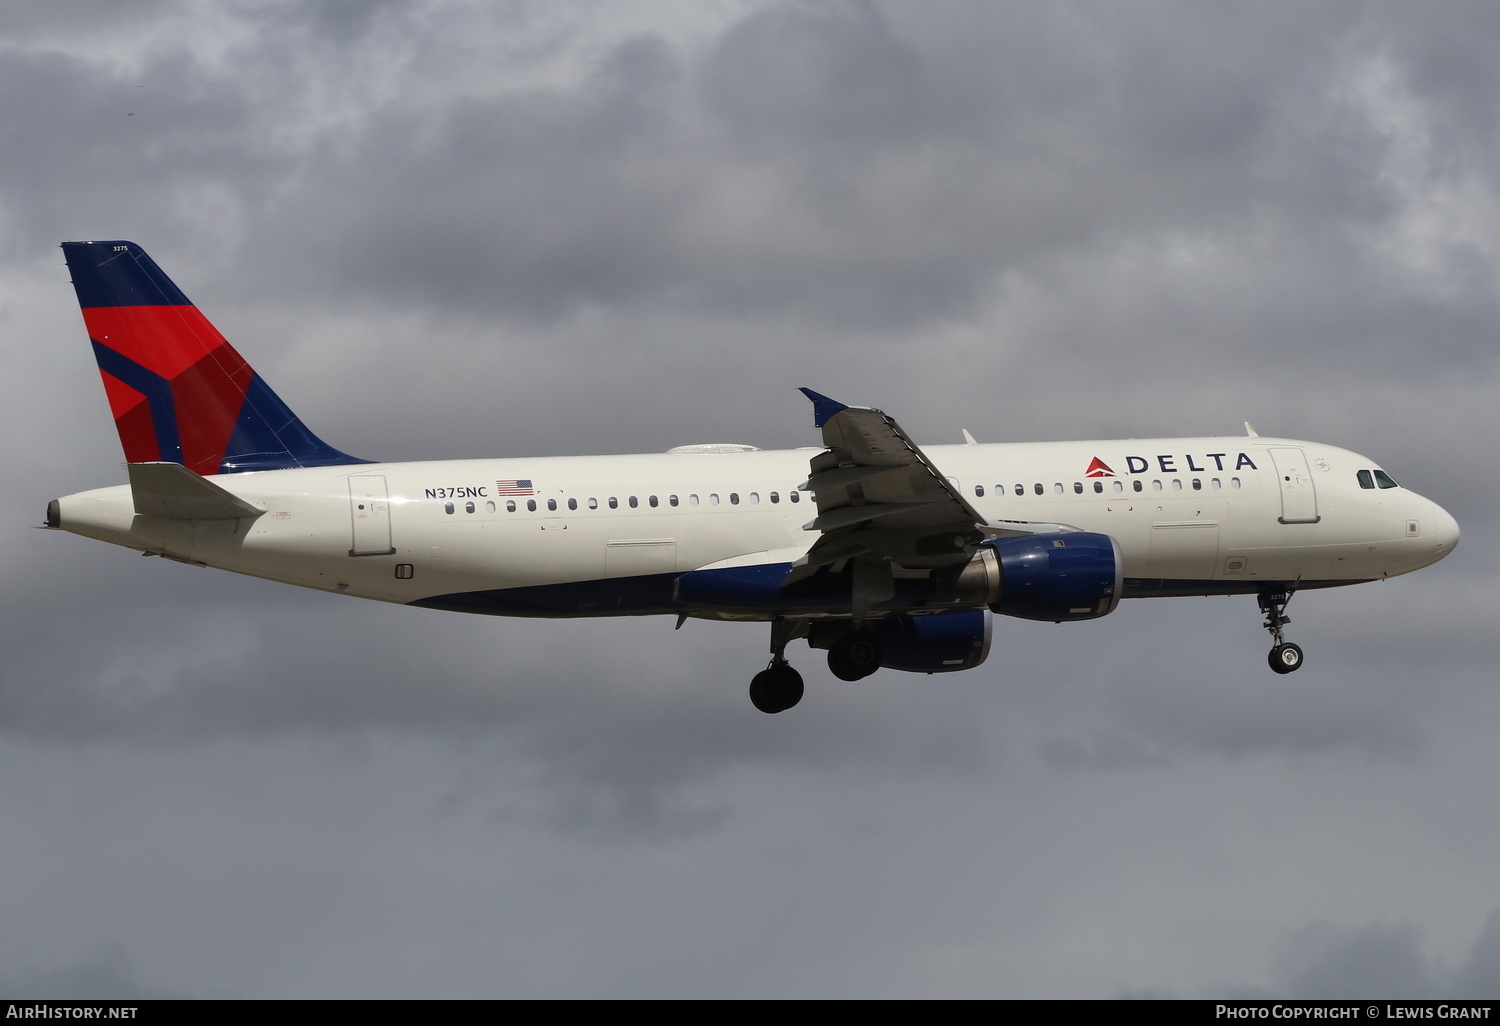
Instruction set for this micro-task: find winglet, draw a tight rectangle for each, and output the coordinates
[799,388,848,429]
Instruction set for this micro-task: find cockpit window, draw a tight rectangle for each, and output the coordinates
[1373,469,1399,489]
[1357,469,1374,489]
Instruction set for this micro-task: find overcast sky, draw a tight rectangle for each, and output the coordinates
[2,0,1496,998]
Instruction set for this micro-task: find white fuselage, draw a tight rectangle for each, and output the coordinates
[51,436,1458,619]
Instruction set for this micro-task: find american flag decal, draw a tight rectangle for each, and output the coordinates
[496,479,535,496]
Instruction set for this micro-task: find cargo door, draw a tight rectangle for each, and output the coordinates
[606,538,677,577]
[1147,521,1221,581]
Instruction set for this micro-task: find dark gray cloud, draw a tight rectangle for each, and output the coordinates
[1267,909,1500,998]
[1,0,1495,998]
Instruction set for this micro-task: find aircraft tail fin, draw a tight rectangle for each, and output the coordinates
[61,240,367,475]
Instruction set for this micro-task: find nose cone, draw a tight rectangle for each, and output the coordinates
[1429,502,1460,561]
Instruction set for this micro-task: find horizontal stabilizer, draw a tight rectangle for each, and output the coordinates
[128,462,265,520]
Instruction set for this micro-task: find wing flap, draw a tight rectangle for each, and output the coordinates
[795,389,983,573]
[804,501,941,533]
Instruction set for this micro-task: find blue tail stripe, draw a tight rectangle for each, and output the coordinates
[67,242,193,308]
[89,339,182,463]
[221,375,371,472]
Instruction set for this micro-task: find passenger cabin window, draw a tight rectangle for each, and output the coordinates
[527,499,537,511]
[567,498,577,511]
[730,493,739,505]
[629,496,638,508]
[1074,482,1083,494]
[1015,484,1024,496]
[465,501,475,513]
[1133,480,1143,492]
[1093,481,1103,493]
[770,492,780,503]
[506,500,516,512]
[670,495,679,507]
[444,502,454,514]
[975,484,985,497]
[588,497,598,509]
[790,492,800,503]
[649,495,658,507]
[609,497,618,509]
[547,499,557,511]
[1034,483,1043,495]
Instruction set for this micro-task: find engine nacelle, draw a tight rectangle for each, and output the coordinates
[931,532,1123,622]
[874,609,992,673]
[808,610,992,673]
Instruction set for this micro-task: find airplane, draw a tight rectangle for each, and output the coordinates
[45,241,1460,713]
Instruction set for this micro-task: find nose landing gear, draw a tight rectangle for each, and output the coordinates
[1258,588,1304,674]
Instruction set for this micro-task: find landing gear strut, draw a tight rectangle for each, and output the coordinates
[1258,588,1304,674]
[749,617,806,714]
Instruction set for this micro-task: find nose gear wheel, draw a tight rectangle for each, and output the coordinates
[1258,588,1304,674]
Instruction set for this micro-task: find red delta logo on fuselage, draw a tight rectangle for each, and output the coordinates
[1086,452,1260,476]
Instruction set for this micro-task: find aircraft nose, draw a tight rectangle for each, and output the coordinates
[1429,503,1460,560]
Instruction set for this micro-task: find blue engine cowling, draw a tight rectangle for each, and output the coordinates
[873,609,992,673]
[932,532,1123,622]
[809,611,992,673]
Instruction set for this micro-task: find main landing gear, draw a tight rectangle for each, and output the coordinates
[827,629,882,681]
[749,617,806,714]
[749,662,803,714]
[1258,588,1304,674]
[748,620,886,712]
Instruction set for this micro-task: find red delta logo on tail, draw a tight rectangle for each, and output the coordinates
[83,302,254,475]
[62,241,365,475]
[1085,457,1115,478]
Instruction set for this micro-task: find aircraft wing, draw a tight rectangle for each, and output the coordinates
[793,389,987,583]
